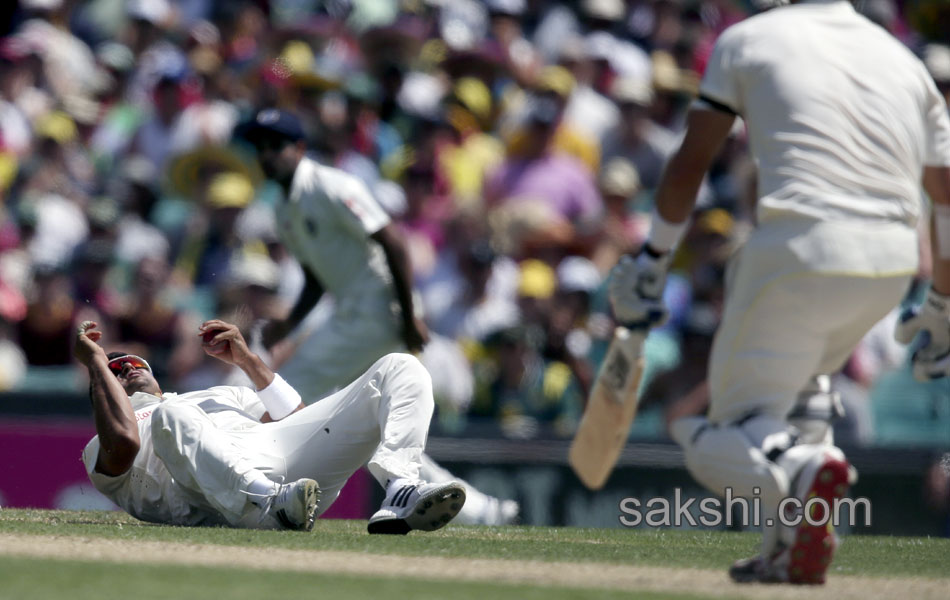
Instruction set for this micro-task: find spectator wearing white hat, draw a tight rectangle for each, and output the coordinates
[600,76,678,187]
[600,75,711,209]
[581,0,651,84]
[558,35,621,144]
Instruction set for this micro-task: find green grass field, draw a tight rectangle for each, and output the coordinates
[0,509,947,600]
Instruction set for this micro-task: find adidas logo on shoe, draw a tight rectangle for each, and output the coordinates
[368,479,466,535]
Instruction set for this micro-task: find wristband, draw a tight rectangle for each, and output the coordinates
[256,374,301,421]
[647,208,689,253]
[924,287,950,318]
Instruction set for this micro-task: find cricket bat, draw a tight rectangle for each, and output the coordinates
[569,326,646,490]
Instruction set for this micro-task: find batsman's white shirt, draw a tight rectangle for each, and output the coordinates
[82,387,266,526]
[695,0,950,423]
[276,156,406,399]
[701,0,950,229]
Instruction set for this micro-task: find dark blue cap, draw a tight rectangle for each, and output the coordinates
[238,108,306,146]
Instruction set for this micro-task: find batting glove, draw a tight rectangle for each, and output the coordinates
[895,288,950,381]
[608,249,672,328]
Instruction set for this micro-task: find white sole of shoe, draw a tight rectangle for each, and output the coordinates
[276,479,320,532]
[368,482,466,535]
[406,482,466,532]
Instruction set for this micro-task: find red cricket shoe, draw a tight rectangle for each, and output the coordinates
[729,446,853,586]
[785,449,851,584]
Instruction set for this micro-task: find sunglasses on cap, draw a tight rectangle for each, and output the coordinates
[107,354,152,376]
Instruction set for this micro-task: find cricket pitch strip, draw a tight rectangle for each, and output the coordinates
[0,532,945,600]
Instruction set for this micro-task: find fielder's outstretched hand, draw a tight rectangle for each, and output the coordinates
[608,249,672,328]
[199,320,255,367]
[895,289,950,380]
[74,320,107,367]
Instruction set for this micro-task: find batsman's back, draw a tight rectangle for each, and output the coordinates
[703,1,945,228]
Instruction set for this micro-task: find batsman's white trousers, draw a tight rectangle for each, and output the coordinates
[672,215,915,555]
[151,353,433,525]
[706,216,916,424]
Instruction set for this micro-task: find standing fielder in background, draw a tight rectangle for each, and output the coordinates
[238,109,518,526]
[76,319,465,534]
[609,0,950,584]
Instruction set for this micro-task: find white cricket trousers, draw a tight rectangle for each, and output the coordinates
[151,353,433,526]
[671,216,916,554]
[707,216,916,423]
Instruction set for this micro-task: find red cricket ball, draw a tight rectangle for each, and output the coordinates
[201,329,229,351]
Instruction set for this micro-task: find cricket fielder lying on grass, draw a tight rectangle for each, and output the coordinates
[608,0,950,586]
[75,319,465,534]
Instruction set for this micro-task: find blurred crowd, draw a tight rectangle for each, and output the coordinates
[0,0,948,446]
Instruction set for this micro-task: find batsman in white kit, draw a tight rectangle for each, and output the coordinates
[609,0,950,584]
[76,319,465,534]
[238,109,517,526]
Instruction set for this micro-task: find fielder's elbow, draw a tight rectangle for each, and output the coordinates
[96,435,140,476]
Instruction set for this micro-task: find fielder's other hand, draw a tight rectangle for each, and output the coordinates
[608,250,672,328]
[74,320,106,367]
[198,320,254,367]
[895,288,950,381]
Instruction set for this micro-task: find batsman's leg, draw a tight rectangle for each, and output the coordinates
[788,375,843,446]
[671,413,792,558]
[699,274,904,581]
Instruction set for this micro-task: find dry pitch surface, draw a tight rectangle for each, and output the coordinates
[0,510,947,600]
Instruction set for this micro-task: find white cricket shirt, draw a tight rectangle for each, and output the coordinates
[699,0,950,227]
[276,156,393,298]
[82,387,266,526]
